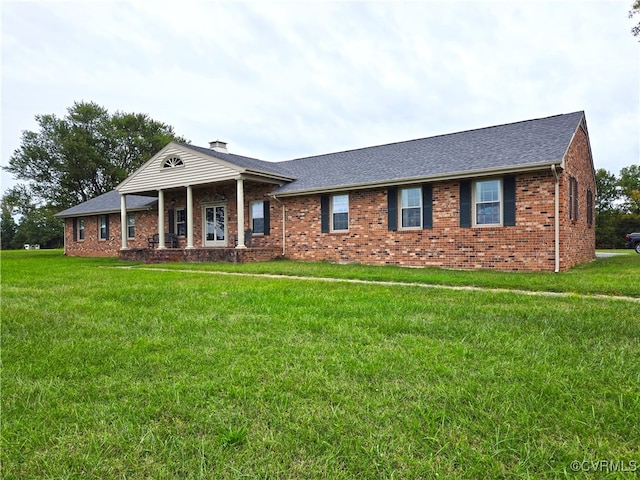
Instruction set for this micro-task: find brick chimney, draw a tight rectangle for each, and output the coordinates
[209,140,228,153]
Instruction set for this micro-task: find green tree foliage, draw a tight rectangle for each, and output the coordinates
[2,101,187,249]
[1,209,18,249]
[11,207,64,249]
[619,164,640,214]
[595,164,640,248]
[5,101,187,209]
[1,185,64,249]
[594,168,619,213]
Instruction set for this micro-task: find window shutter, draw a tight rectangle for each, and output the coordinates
[459,180,471,228]
[574,178,579,221]
[387,187,398,231]
[320,195,330,233]
[569,176,574,219]
[72,218,77,241]
[168,209,175,234]
[264,200,271,235]
[503,175,516,227]
[105,215,110,240]
[422,184,433,229]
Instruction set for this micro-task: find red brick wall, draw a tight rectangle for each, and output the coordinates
[62,127,595,271]
[63,210,157,257]
[280,172,559,271]
[278,128,595,271]
[557,126,596,269]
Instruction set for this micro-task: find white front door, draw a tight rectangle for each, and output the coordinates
[203,204,227,247]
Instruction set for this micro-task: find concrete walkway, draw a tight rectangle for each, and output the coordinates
[130,267,640,304]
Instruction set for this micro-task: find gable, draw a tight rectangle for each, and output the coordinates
[117,143,243,195]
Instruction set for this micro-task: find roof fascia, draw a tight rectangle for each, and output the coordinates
[179,144,295,182]
[270,161,562,197]
[54,204,156,219]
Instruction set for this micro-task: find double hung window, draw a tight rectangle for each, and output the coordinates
[127,213,135,239]
[99,215,109,240]
[331,194,349,231]
[400,187,422,228]
[474,179,502,226]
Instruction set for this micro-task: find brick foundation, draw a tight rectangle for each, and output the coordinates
[119,247,282,263]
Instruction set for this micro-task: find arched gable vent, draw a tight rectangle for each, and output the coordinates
[163,157,184,168]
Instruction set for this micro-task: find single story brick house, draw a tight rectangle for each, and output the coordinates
[55,111,596,271]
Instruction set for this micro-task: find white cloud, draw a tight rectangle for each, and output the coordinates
[2,0,638,195]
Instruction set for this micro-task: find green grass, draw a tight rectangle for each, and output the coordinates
[141,250,640,298]
[2,250,639,478]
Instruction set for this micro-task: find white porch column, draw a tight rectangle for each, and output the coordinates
[157,189,166,249]
[120,193,128,250]
[236,178,246,249]
[186,185,195,249]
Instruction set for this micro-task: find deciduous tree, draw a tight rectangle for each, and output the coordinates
[4,101,187,209]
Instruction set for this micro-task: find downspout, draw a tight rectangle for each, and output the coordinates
[272,195,286,257]
[551,165,560,273]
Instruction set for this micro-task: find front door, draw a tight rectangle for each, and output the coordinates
[203,204,227,247]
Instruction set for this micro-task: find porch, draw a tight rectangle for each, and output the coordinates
[119,246,283,264]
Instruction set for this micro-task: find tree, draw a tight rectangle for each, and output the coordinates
[1,185,64,249]
[618,164,640,214]
[4,101,187,210]
[1,209,18,249]
[594,168,620,213]
[632,0,640,38]
[12,208,64,249]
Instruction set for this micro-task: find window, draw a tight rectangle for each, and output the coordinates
[78,218,85,240]
[163,157,183,168]
[587,188,593,226]
[569,176,579,221]
[127,213,135,239]
[331,194,349,231]
[400,187,422,228]
[99,215,109,240]
[251,202,265,234]
[176,208,186,236]
[474,179,502,225]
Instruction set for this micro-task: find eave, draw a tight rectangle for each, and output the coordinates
[270,160,563,198]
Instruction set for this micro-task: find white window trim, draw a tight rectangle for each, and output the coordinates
[331,194,349,232]
[99,215,108,241]
[127,213,135,239]
[78,218,85,241]
[250,201,265,235]
[176,208,186,236]
[399,186,422,230]
[473,178,503,227]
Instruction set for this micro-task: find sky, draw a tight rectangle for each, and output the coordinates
[1,0,639,197]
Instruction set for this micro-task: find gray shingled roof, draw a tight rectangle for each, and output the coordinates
[271,111,585,195]
[58,111,586,215]
[55,190,157,218]
[182,143,294,179]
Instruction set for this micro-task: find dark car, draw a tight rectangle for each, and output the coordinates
[625,233,640,254]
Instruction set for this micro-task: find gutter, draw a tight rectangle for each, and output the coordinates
[272,161,562,198]
[271,195,286,257]
[551,164,560,273]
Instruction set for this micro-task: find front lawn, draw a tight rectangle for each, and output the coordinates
[2,251,639,478]
[143,250,640,298]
